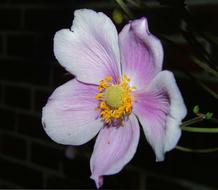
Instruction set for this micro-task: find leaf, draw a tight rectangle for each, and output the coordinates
[193,105,200,114]
[206,112,214,120]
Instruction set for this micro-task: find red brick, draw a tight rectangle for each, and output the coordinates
[0,59,51,86]
[17,113,48,140]
[7,34,36,58]
[0,8,21,30]
[4,85,31,109]
[0,133,27,159]
[0,158,43,188]
[0,108,16,131]
[31,142,63,169]
[24,9,73,32]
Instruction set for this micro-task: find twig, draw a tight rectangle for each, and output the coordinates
[181,126,218,133]
[191,56,218,77]
[181,116,205,127]
[115,0,134,19]
[197,81,218,100]
[176,146,218,153]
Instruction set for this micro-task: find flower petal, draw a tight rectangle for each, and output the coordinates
[42,79,102,145]
[133,71,187,161]
[119,17,163,89]
[90,114,140,188]
[54,9,121,85]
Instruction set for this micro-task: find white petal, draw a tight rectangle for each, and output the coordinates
[90,114,140,188]
[42,79,102,145]
[119,17,163,89]
[134,71,187,160]
[54,9,121,85]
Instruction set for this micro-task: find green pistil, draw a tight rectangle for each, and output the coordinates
[105,86,123,108]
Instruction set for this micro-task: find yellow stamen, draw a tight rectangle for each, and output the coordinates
[96,74,135,126]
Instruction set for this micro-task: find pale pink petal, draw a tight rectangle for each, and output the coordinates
[119,17,163,90]
[133,71,187,161]
[90,114,140,188]
[54,9,121,85]
[42,79,102,145]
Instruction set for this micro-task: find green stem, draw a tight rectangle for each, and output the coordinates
[191,56,218,77]
[176,146,218,153]
[116,0,134,19]
[181,126,218,133]
[181,117,204,127]
[197,81,218,99]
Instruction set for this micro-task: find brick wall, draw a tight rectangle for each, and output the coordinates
[0,0,145,188]
[0,0,217,189]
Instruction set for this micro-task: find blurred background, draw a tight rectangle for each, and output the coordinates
[0,0,217,189]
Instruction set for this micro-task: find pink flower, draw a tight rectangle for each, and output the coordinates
[42,9,187,188]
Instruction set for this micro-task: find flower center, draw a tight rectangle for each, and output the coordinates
[96,75,135,126]
[105,86,124,108]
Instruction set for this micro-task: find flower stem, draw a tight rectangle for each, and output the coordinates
[181,116,204,127]
[191,56,218,77]
[115,0,134,19]
[197,81,218,99]
[181,126,218,133]
[176,146,218,153]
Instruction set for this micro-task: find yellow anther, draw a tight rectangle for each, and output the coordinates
[96,93,104,100]
[95,75,134,126]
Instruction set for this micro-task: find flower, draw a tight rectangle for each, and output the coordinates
[42,9,187,188]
